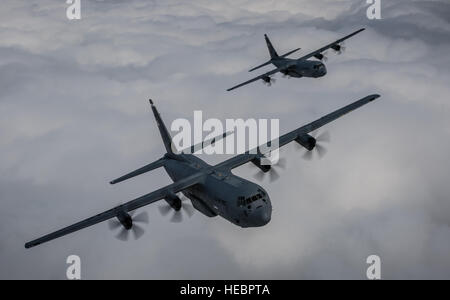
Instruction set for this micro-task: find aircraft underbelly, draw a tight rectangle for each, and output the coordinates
[185,190,218,217]
[163,159,262,226]
[288,66,305,77]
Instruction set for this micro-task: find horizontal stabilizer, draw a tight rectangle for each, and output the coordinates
[249,48,300,71]
[110,158,166,184]
[280,47,301,58]
[249,60,273,72]
[179,131,234,154]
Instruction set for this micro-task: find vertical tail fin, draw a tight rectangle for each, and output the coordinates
[264,34,279,59]
[149,99,174,155]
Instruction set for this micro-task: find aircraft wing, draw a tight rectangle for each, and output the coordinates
[215,94,380,170]
[227,62,296,91]
[25,173,205,248]
[297,28,365,61]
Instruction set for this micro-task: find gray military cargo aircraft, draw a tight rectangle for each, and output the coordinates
[227,28,365,91]
[25,94,380,248]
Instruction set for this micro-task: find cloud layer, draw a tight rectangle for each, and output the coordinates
[0,0,449,279]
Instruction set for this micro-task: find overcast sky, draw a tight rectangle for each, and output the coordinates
[1,0,450,279]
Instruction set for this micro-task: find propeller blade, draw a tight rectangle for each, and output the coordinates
[316,131,330,143]
[297,131,330,160]
[182,203,195,218]
[116,228,130,241]
[302,150,314,160]
[315,143,327,158]
[133,211,149,224]
[253,157,285,182]
[171,211,183,223]
[132,224,145,240]
[254,170,266,182]
[108,210,148,241]
[340,42,346,54]
[269,169,280,182]
[276,157,287,169]
[262,76,276,86]
[159,195,195,222]
[158,204,172,216]
[108,219,121,230]
[333,42,345,55]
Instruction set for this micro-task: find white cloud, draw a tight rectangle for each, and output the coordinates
[0,0,450,279]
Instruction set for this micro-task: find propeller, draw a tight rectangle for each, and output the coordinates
[108,210,149,241]
[158,194,195,223]
[253,157,286,183]
[299,131,330,160]
[281,69,291,78]
[261,76,276,86]
[315,51,328,62]
[334,42,346,55]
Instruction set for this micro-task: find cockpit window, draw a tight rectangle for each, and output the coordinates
[313,64,324,70]
[237,193,264,207]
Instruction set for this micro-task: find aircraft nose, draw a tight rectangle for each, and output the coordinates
[253,206,271,226]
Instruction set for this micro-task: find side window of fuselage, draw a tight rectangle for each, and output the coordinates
[237,196,245,207]
[237,193,265,208]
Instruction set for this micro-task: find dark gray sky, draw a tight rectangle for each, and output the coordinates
[1,0,450,279]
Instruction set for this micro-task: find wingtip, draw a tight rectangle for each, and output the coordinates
[369,94,381,101]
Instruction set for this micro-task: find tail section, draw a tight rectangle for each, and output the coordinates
[149,99,174,155]
[249,35,300,72]
[109,99,172,185]
[264,34,279,59]
[248,34,279,72]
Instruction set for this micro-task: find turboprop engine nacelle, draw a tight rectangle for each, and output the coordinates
[295,134,316,151]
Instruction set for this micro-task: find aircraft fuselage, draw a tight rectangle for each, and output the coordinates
[163,154,272,228]
[272,58,327,78]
